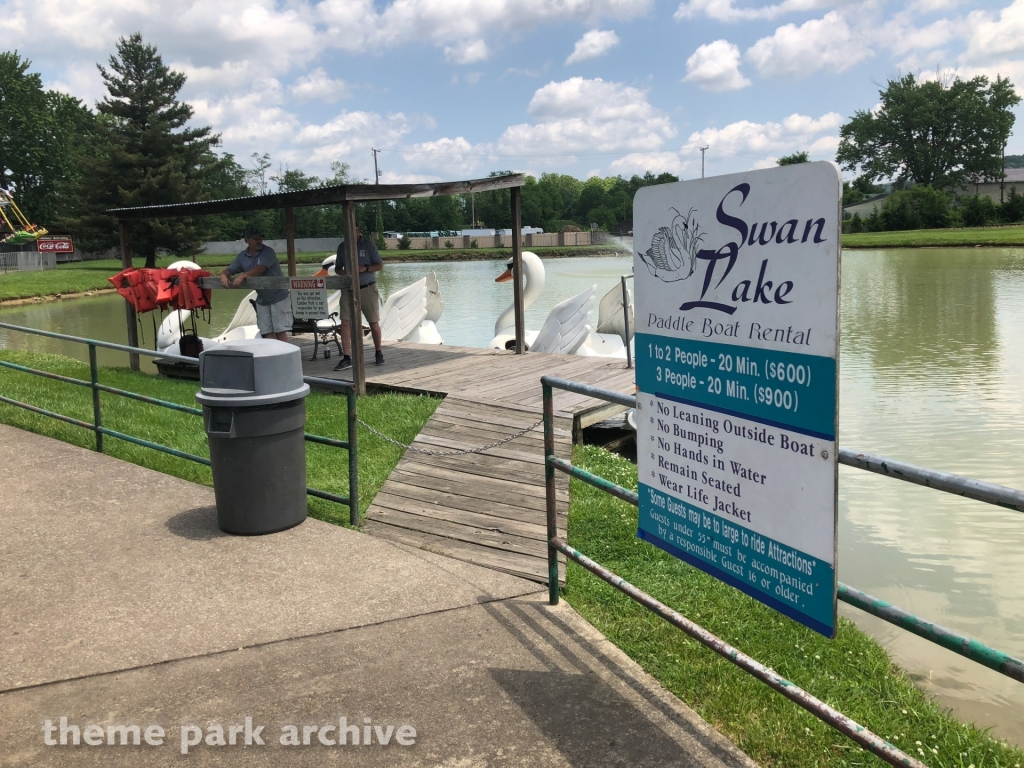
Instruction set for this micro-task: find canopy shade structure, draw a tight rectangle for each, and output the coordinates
[107,174,526,220]
[108,173,528,394]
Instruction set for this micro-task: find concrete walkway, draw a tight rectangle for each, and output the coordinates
[0,425,755,767]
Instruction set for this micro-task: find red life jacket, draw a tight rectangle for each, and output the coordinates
[133,269,160,313]
[155,269,181,309]
[108,268,140,311]
[178,269,212,311]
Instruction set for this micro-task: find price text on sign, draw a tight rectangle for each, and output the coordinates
[37,238,74,253]
[290,277,328,320]
[633,162,841,637]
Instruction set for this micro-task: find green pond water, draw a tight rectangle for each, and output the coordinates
[1,248,1023,743]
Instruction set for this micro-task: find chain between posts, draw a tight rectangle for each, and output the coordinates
[356,416,543,456]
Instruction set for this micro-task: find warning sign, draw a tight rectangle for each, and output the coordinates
[290,277,328,320]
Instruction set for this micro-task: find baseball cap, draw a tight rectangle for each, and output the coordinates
[244,225,265,238]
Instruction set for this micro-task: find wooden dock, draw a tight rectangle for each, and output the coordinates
[294,338,636,583]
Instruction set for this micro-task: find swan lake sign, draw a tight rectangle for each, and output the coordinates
[633,162,841,637]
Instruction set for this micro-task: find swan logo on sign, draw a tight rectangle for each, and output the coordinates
[633,162,841,638]
[638,208,703,283]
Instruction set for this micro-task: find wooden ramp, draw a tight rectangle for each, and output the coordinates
[295,338,636,584]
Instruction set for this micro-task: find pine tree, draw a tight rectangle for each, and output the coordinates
[79,33,220,265]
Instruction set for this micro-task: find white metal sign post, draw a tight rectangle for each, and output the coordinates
[633,162,841,637]
[290,276,329,320]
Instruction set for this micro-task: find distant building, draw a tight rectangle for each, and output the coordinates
[843,193,889,219]
[959,168,1024,203]
[459,227,543,237]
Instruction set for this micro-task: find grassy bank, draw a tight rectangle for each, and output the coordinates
[0,350,438,524]
[0,245,620,302]
[843,224,1024,248]
[0,261,122,302]
[565,445,1024,767]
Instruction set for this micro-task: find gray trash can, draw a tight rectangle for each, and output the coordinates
[196,339,311,535]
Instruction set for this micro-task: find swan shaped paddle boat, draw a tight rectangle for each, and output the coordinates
[489,251,631,358]
[155,261,263,355]
[314,254,444,344]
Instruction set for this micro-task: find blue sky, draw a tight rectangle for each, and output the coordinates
[8,0,1024,185]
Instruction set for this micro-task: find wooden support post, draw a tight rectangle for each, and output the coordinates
[510,186,525,354]
[118,221,140,371]
[343,201,366,395]
[284,205,297,276]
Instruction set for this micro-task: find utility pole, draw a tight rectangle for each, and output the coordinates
[700,145,709,179]
[371,148,383,236]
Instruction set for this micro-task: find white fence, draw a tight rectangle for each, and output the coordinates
[0,252,57,274]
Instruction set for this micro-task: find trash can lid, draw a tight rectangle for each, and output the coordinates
[196,339,310,407]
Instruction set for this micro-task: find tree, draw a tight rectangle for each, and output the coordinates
[778,151,809,166]
[879,186,953,230]
[78,33,221,265]
[837,73,1021,191]
[0,52,94,228]
[202,153,252,241]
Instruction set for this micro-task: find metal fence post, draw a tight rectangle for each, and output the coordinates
[543,382,559,604]
[621,275,632,370]
[348,388,359,526]
[89,344,103,453]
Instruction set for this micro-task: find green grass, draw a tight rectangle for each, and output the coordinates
[843,224,1024,248]
[0,261,123,301]
[0,350,438,524]
[0,245,618,302]
[564,445,1024,768]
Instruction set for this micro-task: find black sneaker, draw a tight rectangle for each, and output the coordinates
[375,350,385,365]
[333,355,352,371]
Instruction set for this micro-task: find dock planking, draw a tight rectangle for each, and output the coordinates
[294,337,635,584]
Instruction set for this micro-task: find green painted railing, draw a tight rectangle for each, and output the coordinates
[541,373,1024,768]
[0,322,359,526]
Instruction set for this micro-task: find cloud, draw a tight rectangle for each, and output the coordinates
[684,40,751,90]
[401,136,492,177]
[745,11,872,78]
[319,0,652,56]
[566,29,621,64]
[964,0,1024,61]
[609,151,693,176]
[496,77,675,159]
[674,0,834,23]
[289,68,349,103]
[401,77,676,175]
[297,111,412,168]
[444,39,490,64]
[876,12,955,56]
[683,112,843,164]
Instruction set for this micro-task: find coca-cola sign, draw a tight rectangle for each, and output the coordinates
[37,238,74,253]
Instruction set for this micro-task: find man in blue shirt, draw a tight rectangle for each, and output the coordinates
[220,226,292,341]
[333,224,384,370]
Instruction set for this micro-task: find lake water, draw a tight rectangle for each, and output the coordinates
[1,249,1023,743]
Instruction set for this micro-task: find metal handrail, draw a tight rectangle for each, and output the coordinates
[543,375,1024,514]
[0,323,359,525]
[541,374,1024,768]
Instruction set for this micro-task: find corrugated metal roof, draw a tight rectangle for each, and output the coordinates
[108,174,525,220]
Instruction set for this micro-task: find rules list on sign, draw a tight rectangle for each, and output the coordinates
[633,162,841,637]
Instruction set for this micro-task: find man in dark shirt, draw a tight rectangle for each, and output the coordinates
[220,226,292,341]
[334,225,384,370]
